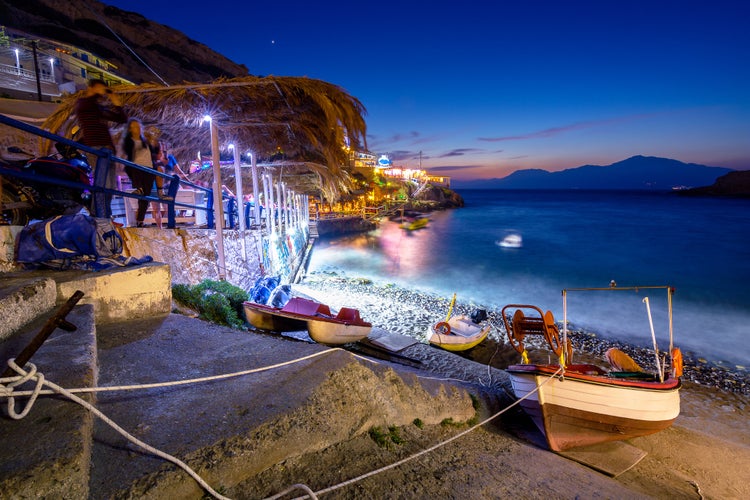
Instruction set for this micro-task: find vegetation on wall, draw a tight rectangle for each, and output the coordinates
[172,279,248,329]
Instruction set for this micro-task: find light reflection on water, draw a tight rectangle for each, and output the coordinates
[307,191,750,366]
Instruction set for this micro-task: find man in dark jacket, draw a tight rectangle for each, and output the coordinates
[75,78,127,217]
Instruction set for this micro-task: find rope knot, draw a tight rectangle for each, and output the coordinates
[1,359,45,420]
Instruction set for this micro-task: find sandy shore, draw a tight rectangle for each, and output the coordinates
[235,271,750,499]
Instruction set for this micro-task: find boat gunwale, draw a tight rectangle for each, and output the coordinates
[507,363,682,391]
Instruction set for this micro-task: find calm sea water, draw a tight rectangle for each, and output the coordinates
[306,190,750,366]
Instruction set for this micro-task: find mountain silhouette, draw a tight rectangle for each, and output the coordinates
[452,156,734,190]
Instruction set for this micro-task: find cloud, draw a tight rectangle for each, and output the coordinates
[389,131,421,143]
[478,114,651,143]
[388,150,414,161]
[426,165,484,172]
[437,148,483,158]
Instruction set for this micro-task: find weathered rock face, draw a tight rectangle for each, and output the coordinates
[1,0,249,84]
[317,216,377,237]
[413,184,464,207]
[680,170,750,198]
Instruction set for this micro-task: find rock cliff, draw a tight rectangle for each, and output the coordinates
[679,170,750,198]
[0,0,249,84]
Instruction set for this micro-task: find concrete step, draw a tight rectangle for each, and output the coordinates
[0,303,97,498]
[0,277,57,342]
[1,262,173,325]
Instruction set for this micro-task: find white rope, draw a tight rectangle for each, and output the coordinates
[269,366,563,500]
[3,348,358,398]
[1,338,559,500]
[2,360,229,499]
[0,348,366,500]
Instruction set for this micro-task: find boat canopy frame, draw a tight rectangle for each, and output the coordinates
[561,283,675,381]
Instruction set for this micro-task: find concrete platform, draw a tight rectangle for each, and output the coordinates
[1,311,482,498]
[1,262,172,324]
[0,276,56,341]
[0,304,97,498]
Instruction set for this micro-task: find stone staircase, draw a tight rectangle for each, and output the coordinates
[0,263,172,497]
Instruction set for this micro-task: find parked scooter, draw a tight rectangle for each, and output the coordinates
[0,144,93,226]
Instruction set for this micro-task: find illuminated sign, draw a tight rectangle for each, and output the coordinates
[377,155,391,166]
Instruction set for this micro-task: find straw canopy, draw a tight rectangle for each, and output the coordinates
[42,76,368,200]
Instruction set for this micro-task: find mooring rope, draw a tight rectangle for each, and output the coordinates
[1,346,561,500]
[287,366,563,500]
[0,348,367,499]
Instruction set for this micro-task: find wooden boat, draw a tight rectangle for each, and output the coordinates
[502,285,683,452]
[243,297,372,345]
[429,315,490,351]
[400,217,428,230]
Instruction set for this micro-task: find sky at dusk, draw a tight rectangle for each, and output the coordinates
[104,0,749,180]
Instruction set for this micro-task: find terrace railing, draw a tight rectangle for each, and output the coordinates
[0,113,231,229]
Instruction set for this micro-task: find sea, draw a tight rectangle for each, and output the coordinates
[306,189,750,367]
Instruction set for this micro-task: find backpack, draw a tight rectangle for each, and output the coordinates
[16,214,124,269]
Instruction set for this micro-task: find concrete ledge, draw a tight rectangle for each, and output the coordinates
[52,262,172,324]
[0,304,97,498]
[0,277,56,341]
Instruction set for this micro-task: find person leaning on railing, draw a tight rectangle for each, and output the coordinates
[74,78,127,217]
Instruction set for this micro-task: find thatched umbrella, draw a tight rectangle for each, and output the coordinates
[41,76,367,200]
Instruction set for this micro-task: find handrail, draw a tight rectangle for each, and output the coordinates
[0,113,215,229]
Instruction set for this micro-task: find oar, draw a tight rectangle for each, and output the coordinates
[445,293,457,322]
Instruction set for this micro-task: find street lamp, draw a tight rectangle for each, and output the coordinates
[48,58,55,82]
[203,114,226,279]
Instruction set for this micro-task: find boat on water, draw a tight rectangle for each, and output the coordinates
[497,232,522,248]
[243,296,372,345]
[401,217,429,230]
[502,284,683,452]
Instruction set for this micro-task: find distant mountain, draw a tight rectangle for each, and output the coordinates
[452,156,735,190]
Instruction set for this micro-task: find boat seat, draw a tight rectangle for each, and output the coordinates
[336,307,361,323]
[605,348,643,372]
[282,297,332,317]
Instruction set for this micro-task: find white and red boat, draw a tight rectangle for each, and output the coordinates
[502,285,683,452]
[243,296,372,345]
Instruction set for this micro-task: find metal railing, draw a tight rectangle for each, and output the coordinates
[0,113,230,229]
[0,63,55,83]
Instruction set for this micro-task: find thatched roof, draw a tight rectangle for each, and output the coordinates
[42,76,367,200]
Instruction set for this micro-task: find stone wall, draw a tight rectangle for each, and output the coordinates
[1,224,310,291]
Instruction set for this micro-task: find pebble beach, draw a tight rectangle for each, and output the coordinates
[296,271,749,395]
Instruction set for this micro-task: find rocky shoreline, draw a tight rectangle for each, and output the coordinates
[297,272,749,395]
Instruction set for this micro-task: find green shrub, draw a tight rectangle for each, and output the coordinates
[368,426,389,447]
[172,280,248,329]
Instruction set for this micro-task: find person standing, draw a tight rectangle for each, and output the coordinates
[122,119,158,227]
[74,78,127,217]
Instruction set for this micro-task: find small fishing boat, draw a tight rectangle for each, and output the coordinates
[497,232,522,248]
[243,296,372,345]
[401,217,429,230]
[428,293,491,351]
[430,315,491,351]
[502,284,683,452]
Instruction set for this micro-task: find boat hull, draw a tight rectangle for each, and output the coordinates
[429,316,490,352]
[243,302,308,332]
[508,364,680,451]
[243,298,372,345]
[308,319,372,345]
